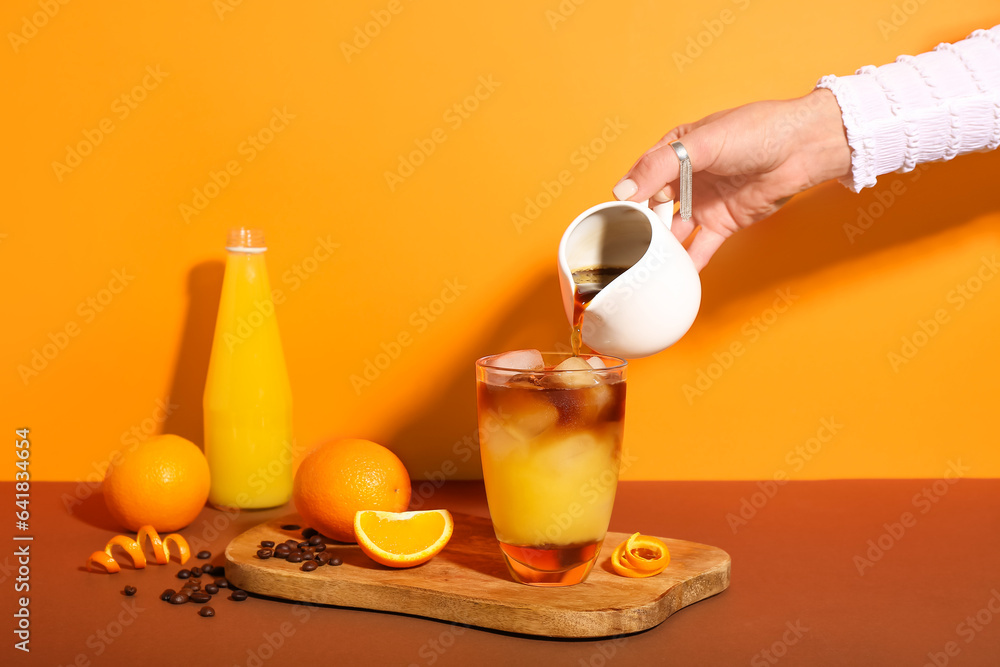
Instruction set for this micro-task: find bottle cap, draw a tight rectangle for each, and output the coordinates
[226,228,267,253]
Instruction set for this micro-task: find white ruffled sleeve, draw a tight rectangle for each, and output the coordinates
[815,25,1000,192]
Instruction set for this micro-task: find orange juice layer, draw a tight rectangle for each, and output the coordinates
[478,380,624,547]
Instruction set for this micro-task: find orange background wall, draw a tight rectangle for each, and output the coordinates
[4,1,999,483]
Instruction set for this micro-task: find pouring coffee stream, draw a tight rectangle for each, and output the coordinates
[560,144,700,359]
[570,267,630,356]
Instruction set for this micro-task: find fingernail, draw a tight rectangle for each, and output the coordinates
[612,178,638,201]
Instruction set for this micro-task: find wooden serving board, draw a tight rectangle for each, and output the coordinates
[225,513,730,638]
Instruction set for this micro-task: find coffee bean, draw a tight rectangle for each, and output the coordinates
[199,606,216,618]
[160,588,176,601]
[189,591,212,603]
[302,527,318,539]
[281,524,300,531]
[330,557,343,566]
[230,590,248,601]
[260,540,275,548]
[256,548,273,560]
[296,541,310,550]
[191,567,202,577]
[301,561,318,572]
[315,552,331,565]
[307,535,323,546]
[123,585,137,596]
[214,578,229,588]
[285,539,299,547]
[169,593,189,605]
[301,552,315,561]
[202,564,215,575]
[177,569,191,579]
[196,550,212,560]
[205,584,219,595]
[313,543,327,553]
[286,553,303,563]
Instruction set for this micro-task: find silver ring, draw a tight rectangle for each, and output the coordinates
[669,141,693,222]
[669,140,690,163]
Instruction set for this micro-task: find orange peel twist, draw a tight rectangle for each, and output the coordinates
[136,525,168,565]
[103,535,147,569]
[163,533,191,564]
[610,532,670,578]
[86,550,121,573]
[85,528,191,574]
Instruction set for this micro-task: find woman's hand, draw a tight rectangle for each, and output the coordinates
[612,88,852,270]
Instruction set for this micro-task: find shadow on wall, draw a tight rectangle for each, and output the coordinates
[384,266,573,481]
[699,150,1000,314]
[162,260,225,449]
[384,149,1000,480]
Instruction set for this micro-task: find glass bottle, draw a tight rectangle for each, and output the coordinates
[203,228,293,509]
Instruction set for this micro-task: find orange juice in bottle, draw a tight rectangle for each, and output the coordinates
[203,228,293,509]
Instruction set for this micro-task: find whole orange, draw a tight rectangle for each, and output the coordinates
[293,438,411,542]
[102,434,210,532]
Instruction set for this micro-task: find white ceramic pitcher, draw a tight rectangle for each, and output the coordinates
[557,200,701,359]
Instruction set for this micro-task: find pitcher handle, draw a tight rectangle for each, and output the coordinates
[635,199,675,231]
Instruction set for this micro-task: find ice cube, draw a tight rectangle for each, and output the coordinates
[584,382,615,422]
[491,349,544,371]
[585,356,607,370]
[532,432,604,474]
[547,356,599,388]
[489,388,559,441]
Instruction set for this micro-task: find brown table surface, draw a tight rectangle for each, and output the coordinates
[5,479,1000,666]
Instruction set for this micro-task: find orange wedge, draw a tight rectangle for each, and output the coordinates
[611,532,670,578]
[354,509,453,568]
